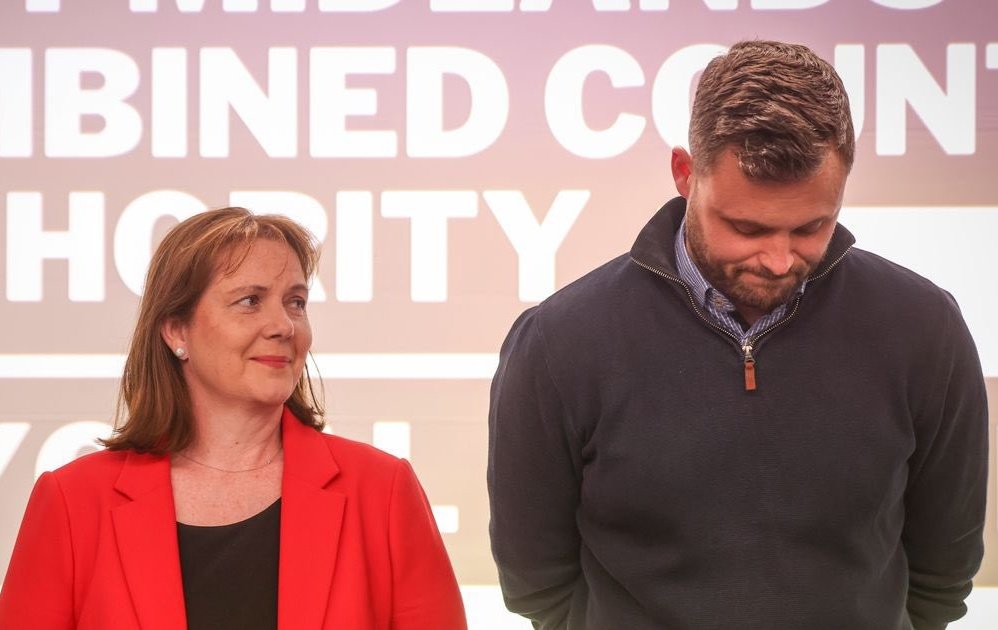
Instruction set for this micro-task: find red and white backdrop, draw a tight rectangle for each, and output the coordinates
[1,1,996,627]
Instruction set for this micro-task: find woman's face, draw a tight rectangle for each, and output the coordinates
[168,239,312,416]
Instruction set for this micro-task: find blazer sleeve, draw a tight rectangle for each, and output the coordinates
[0,472,76,630]
[903,295,989,630]
[387,458,467,630]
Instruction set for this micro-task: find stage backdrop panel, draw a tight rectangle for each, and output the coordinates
[2,0,997,624]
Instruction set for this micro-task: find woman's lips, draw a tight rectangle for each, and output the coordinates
[252,356,292,368]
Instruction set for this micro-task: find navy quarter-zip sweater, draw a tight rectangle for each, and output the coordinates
[488,197,988,630]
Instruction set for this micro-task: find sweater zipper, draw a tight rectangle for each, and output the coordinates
[631,245,852,392]
[739,296,803,391]
[741,342,756,391]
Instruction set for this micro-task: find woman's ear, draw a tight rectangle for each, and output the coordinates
[161,317,189,361]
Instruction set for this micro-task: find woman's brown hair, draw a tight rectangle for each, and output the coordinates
[102,207,325,454]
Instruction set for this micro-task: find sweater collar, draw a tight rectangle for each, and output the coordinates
[629,196,856,282]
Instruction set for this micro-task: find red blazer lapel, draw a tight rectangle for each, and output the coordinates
[277,410,346,630]
[111,451,188,630]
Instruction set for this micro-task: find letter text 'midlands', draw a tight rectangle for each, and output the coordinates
[31,0,392,11]
[21,0,949,11]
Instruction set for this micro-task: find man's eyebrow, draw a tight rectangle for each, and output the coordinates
[799,217,827,227]
[730,218,763,227]
[725,216,831,231]
[727,218,769,231]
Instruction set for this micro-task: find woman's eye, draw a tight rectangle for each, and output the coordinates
[289,297,307,311]
[237,295,260,307]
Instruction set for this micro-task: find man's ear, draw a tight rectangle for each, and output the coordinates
[161,317,188,359]
[671,147,695,198]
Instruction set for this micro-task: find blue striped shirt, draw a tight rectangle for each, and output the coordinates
[674,218,805,344]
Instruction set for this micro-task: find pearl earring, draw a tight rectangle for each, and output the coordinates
[174,347,187,359]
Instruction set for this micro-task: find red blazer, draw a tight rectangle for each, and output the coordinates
[0,409,467,630]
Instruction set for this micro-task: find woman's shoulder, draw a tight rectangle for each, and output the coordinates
[313,431,416,488]
[285,413,417,491]
[29,449,138,513]
[48,448,131,483]
[320,431,401,468]
[48,448,170,498]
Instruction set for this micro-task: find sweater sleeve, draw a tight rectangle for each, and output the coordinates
[903,295,988,629]
[0,472,76,630]
[488,308,585,628]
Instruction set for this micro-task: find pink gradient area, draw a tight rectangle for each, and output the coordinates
[0,0,996,593]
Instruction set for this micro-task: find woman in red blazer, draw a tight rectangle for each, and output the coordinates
[0,208,467,630]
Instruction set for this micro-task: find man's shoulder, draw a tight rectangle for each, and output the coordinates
[534,252,657,319]
[500,251,682,366]
[842,247,958,308]
[830,246,971,342]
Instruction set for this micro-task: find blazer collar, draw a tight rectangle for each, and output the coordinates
[112,450,187,630]
[110,408,346,630]
[277,408,346,630]
[279,407,340,488]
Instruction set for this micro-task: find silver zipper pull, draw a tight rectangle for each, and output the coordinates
[741,343,756,391]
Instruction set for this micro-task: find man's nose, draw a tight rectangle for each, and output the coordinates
[758,235,794,276]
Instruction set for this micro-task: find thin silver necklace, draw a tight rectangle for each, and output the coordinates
[176,446,283,473]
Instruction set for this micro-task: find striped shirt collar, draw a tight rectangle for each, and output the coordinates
[674,217,805,342]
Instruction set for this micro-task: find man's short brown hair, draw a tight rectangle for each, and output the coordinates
[689,40,855,182]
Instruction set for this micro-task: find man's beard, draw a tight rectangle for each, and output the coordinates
[684,209,814,315]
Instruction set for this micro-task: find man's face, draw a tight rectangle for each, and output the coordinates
[672,147,848,322]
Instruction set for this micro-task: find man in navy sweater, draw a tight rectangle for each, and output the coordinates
[488,40,988,629]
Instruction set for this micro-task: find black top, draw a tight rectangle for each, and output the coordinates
[177,499,281,630]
